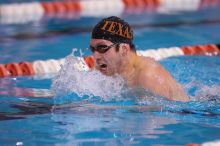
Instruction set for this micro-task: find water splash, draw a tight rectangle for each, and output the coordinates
[184,79,220,103]
[51,50,220,108]
[51,49,125,103]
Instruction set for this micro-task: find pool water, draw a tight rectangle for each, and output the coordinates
[1,2,220,146]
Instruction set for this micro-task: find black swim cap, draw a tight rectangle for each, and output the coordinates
[91,16,133,44]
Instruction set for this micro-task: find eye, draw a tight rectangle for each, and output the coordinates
[96,45,108,49]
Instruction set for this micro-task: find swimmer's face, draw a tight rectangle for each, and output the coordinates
[90,39,123,76]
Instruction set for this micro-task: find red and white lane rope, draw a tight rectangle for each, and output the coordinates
[186,140,220,146]
[0,0,219,24]
[0,43,219,78]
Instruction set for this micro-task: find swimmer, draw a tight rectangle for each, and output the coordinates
[89,16,189,102]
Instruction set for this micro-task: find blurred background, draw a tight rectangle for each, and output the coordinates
[1,0,220,64]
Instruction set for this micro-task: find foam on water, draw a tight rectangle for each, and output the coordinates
[184,79,220,103]
[51,49,220,109]
[195,85,220,101]
[51,49,125,103]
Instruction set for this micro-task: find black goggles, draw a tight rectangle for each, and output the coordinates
[90,43,119,54]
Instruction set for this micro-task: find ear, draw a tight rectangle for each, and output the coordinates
[120,44,129,56]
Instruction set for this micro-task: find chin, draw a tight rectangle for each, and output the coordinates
[100,70,112,76]
[105,71,115,76]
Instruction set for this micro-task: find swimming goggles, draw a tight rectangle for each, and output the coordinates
[90,43,118,54]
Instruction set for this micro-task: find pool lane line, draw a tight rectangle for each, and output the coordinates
[1,18,220,41]
[1,99,220,123]
[0,0,220,24]
[0,101,52,121]
[0,100,161,121]
[0,43,219,78]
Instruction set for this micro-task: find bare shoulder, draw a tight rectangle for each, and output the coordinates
[138,56,164,77]
[136,56,189,102]
[136,56,161,88]
[137,56,176,85]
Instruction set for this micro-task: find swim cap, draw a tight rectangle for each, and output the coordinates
[91,16,133,44]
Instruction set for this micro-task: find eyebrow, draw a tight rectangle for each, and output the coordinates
[90,43,108,48]
[91,41,109,46]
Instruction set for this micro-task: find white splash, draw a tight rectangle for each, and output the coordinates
[51,49,220,105]
[184,79,220,102]
[194,84,220,102]
[51,49,125,101]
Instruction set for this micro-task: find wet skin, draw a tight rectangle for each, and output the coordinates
[90,39,189,102]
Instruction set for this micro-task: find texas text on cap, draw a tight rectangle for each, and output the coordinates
[91,16,133,44]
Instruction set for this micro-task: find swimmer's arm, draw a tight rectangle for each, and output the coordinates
[138,62,189,102]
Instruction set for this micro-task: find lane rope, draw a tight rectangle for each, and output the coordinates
[0,0,220,24]
[0,43,219,78]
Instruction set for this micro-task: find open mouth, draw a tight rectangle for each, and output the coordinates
[100,64,107,68]
[98,63,107,73]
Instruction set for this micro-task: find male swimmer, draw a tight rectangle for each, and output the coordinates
[89,16,189,102]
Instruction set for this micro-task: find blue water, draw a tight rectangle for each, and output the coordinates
[1,3,220,146]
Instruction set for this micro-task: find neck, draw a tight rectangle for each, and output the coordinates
[120,52,139,86]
